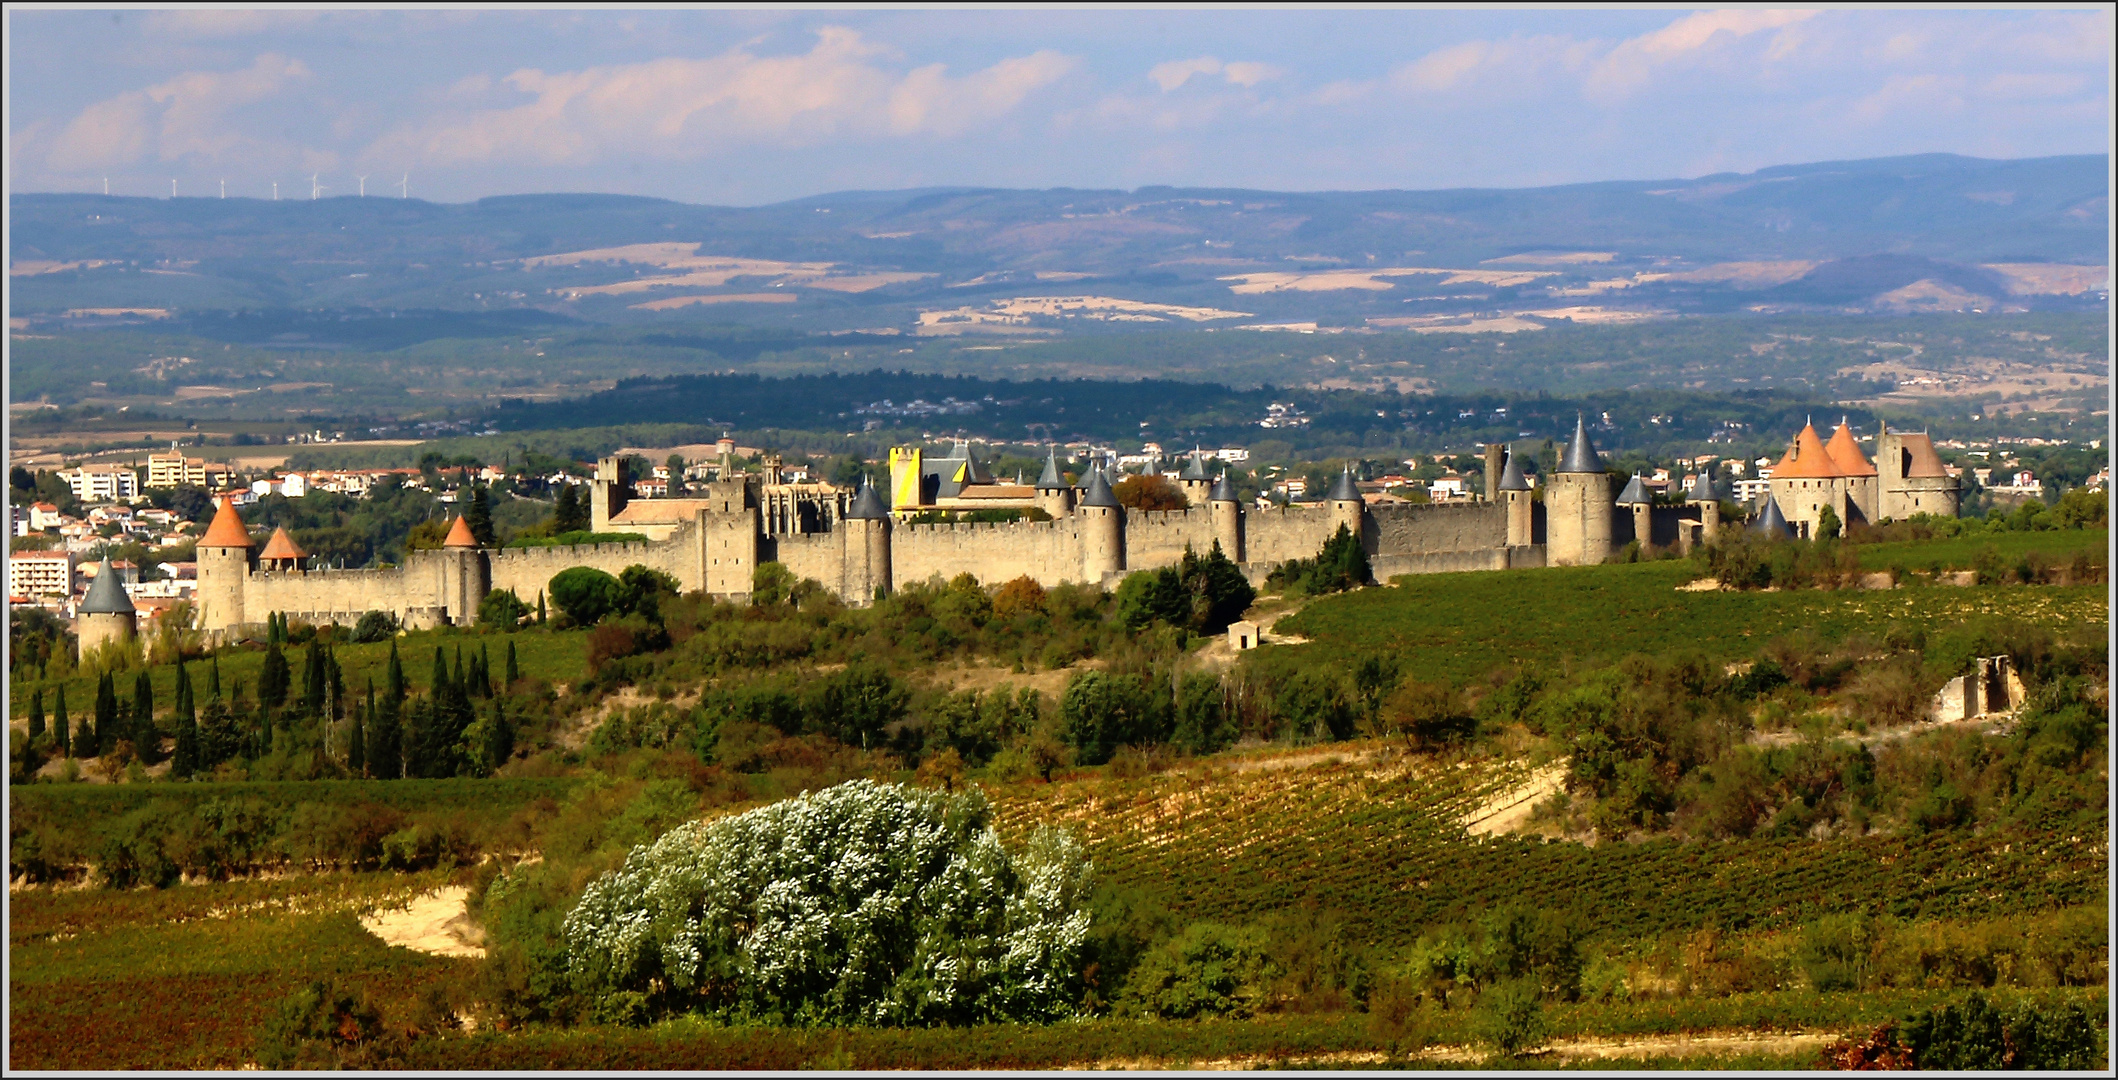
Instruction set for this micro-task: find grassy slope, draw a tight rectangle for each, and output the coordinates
[1852,528,2108,571]
[1279,552,2106,677]
[10,627,590,722]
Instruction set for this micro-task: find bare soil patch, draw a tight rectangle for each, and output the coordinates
[359,886,484,959]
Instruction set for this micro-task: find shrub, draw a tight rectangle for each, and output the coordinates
[1119,922,1278,1019]
[1265,524,1370,597]
[1476,977,1548,1056]
[992,576,1047,620]
[349,610,401,644]
[562,781,1093,1027]
[477,589,530,630]
[550,567,624,626]
[1822,992,2107,1070]
[254,979,390,1069]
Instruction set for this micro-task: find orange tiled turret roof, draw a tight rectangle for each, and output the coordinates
[199,496,255,547]
[442,515,479,548]
[1824,419,1876,477]
[1772,421,1844,480]
[259,526,307,561]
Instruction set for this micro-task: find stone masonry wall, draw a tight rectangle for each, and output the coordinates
[891,517,1085,588]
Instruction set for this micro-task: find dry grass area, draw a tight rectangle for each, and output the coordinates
[527,244,925,298]
[1982,263,2109,296]
[1873,279,1992,313]
[11,259,113,276]
[1836,357,2107,412]
[1221,267,1556,293]
[629,293,797,310]
[804,272,932,293]
[1519,306,1665,324]
[1366,315,1547,334]
[62,307,172,318]
[1481,251,1617,266]
[1640,261,1819,288]
[918,296,1248,333]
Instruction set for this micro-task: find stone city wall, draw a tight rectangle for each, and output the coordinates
[891,517,1086,588]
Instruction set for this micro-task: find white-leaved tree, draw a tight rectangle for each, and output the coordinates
[562,780,1093,1026]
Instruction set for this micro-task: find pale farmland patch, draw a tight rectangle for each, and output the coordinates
[1220,267,1557,294]
[629,293,797,310]
[1981,263,2109,296]
[1481,251,1617,266]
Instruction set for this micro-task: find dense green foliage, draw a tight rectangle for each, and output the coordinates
[1113,543,1256,634]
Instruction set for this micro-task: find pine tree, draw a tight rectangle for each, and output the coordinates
[93,671,118,756]
[466,483,496,547]
[55,685,71,757]
[259,639,290,709]
[131,669,159,763]
[28,688,45,742]
[505,639,520,685]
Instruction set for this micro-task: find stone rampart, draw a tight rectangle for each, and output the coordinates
[1370,502,1508,556]
[891,517,1084,588]
[1125,507,1220,567]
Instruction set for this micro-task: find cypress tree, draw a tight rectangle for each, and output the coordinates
[452,645,467,698]
[476,642,493,699]
[432,646,450,700]
[505,639,520,685]
[553,484,580,535]
[301,639,327,719]
[55,685,71,757]
[131,669,159,763]
[209,654,222,699]
[172,663,199,777]
[327,649,345,724]
[484,695,514,773]
[386,639,405,705]
[376,642,405,780]
[466,483,496,547]
[94,671,118,756]
[536,591,547,624]
[259,639,290,709]
[28,688,45,742]
[350,681,371,776]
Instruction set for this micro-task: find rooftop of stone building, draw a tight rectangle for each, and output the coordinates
[200,497,254,547]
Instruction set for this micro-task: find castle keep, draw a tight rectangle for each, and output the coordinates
[190,414,1909,639]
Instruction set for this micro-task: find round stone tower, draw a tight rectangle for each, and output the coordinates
[1546,413,1614,566]
[77,558,138,656]
[439,514,489,626]
[1496,447,1535,547]
[1326,466,1365,539]
[195,496,255,637]
[1615,473,1653,550]
[1033,448,1075,519]
[1177,448,1213,507]
[1078,467,1125,582]
[1209,472,1244,563]
[1685,468,1723,544]
[842,482,894,603]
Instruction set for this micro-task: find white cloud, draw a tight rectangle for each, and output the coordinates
[40,53,314,171]
[363,28,1072,167]
[1147,56,1281,92]
[1588,9,1818,97]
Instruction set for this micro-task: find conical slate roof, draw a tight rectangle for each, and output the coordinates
[1685,469,1721,503]
[1210,473,1241,502]
[846,482,891,519]
[1035,449,1068,490]
[1615,474,1652,505]
[80,559,135,615]
[1558,413,1604,474]
[1080,468,1122,508]
[1496,449,1532,492]
[1179,448,1211,481]
[1750,497,1794,538]
[200,496,254,547]
[1327,467,1361,502]
[259,526,306,561]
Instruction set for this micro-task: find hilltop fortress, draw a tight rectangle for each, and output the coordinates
[190,416,1955,639]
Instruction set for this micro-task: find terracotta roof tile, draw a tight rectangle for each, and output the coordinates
[1771,422,1844,480]
[1824,421,1876,477]
[258,527,307,560]
[442,515,479,548]
[199,497,254,547]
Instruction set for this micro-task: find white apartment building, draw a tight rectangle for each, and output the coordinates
[146,451,235,490]
[58,464,140,502]
[9,551,76,600]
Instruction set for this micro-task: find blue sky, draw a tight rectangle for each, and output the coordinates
[7,7,2109,205]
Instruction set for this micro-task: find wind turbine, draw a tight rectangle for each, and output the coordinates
[171,179,177,198]
[272,181,279,200]
[309,173,322,200]
[103,177,109,195]
[220,179,226,199]
[357,175,368,197]
[399,173,408,199]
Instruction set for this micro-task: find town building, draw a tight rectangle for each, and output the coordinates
[9,550,77,602]
[146,449,234,490]
[58,463,140,502]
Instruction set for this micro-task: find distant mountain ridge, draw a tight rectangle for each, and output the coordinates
[8,153,2105,331]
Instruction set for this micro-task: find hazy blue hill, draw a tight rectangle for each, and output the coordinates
[8,154,2104,328]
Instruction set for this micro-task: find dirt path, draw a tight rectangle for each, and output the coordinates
[1460,759,1568,836]
[358,886,484,959]
[1072,1029,1832,1070]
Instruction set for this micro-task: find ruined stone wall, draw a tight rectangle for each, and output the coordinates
[891,517,1085,588]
